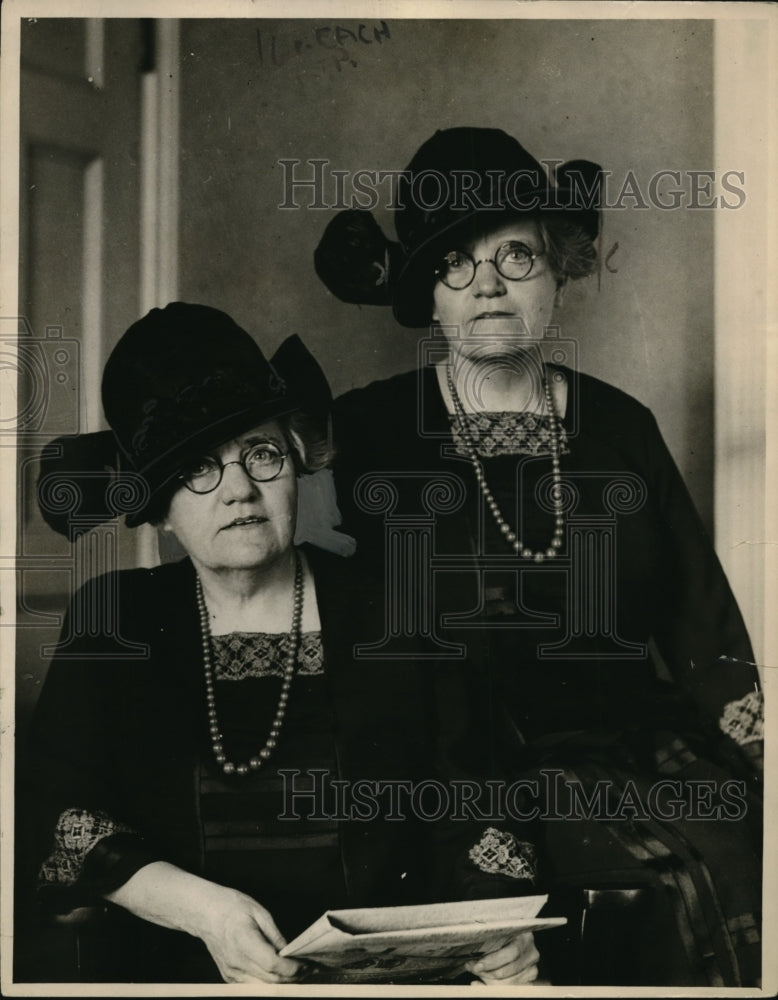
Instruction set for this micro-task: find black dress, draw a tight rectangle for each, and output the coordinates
[332,364,763,986]
[27,545,539,983]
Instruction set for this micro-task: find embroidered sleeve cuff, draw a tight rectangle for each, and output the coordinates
[468,826,537,883]
[37,808,159,911]
[719,690,764,746]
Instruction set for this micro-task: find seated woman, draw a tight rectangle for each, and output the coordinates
[314,128,763,986]
[28,302,541,985]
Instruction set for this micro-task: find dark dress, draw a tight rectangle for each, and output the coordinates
[27,545,539,983]
[331,364,763,986]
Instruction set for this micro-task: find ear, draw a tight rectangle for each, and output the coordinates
[553,280,567,309]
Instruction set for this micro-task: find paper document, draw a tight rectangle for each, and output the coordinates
[280,894,566,981]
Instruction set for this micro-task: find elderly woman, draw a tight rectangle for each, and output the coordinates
[315,128,763,986]
[27,303,543,985]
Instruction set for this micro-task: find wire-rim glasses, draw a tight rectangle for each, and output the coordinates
[180,443,289,494]
[434,240,546,290]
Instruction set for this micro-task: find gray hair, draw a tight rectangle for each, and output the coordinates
[537,214,598,285]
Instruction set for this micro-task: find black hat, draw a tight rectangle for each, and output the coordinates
[315,126,602,328]
[37,303,331,534]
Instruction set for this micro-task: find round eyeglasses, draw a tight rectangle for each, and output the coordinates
[180,443,288,494]
[434,241,546,290]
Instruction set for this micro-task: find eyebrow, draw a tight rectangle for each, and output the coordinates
[238,434,284,449]
[449,237,539,255]
[200,431,286,462]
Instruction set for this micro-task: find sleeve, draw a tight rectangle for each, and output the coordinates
[36,811,158,914]
[424,655,543,902]
[641,410,762,761]
[435,825,540,904]
[27,575,164,913]
[718,688,764,774]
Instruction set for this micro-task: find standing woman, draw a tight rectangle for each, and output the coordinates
[315,128,763,986]
[27,303,541,985]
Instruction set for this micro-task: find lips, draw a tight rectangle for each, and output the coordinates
[222,515,268,530]
[469,313,532,337]
[470,311,519,325]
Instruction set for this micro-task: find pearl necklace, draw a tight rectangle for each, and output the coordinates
[196,551,303,776]
[446,364,564,562]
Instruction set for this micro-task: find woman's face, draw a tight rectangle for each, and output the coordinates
[431,218,562,361]
[162,420,297,576]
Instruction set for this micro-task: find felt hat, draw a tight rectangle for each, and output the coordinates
[37,302,331,534]
[315,126,602,328]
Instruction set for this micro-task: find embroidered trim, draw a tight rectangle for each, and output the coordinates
[719,690,764,746]
[212,631,323,681]
[38,808,134,887]
[448,412,571,458]
[468,826,537,882]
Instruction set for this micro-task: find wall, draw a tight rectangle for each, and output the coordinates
[178,17,716,525]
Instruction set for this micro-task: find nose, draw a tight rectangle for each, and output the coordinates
[471,258,506,297]
[218,460,260,503]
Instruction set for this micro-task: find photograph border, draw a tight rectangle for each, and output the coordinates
[1,1,776,996]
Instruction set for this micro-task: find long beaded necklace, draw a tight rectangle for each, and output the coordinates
[196,550,303,776]
[446,364,565,562]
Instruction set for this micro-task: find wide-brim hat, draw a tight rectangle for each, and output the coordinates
[315,126,602,328]
[37,302,331,534]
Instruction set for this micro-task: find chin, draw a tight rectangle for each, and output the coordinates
[447,318,537,353]
[214,539,289,571]
[457,338,542,364]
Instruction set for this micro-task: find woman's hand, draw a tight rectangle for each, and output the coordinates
[106,861,304,983]
[466,931,542,985]
[196,886,304,983]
